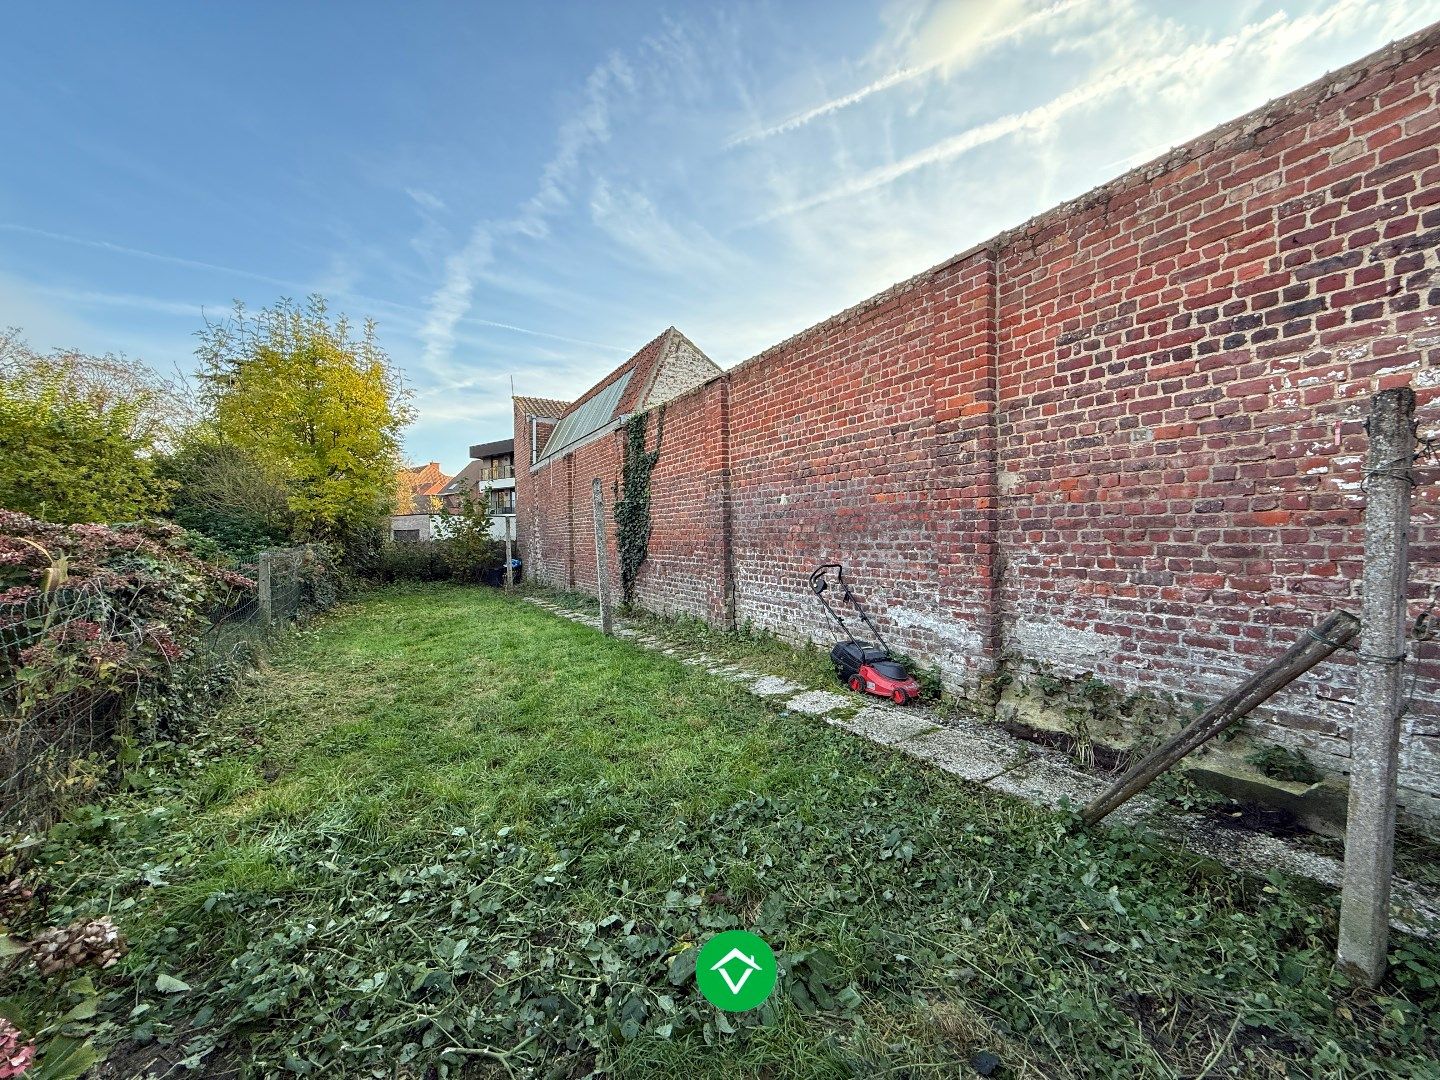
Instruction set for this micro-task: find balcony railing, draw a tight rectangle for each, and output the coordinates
[480,464,515,481]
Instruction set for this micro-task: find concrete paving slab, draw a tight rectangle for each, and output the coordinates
[832,706,940,747]
[784,689,854,715]
[751,675,803,697]
[900,726,1019,783]
[990,756,1111,810]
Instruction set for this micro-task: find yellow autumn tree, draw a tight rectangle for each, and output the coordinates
[195,297,413,559]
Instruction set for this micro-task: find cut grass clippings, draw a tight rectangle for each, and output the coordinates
[7,583,1440,1078]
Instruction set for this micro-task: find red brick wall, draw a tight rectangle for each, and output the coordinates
[992,27,1440,807]
[632,378,733,624]
[727,269,942,668]
[567,436,622,599]
[518,24,1440,825]
[514,403,535,568]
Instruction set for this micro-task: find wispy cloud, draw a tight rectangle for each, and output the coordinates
[518,54,635,234]
[453,316,628,353]
[750,0,1417,224]
[0,222,301,293]
[2,222,626,354]
[29,284,229,318]
[725,0,1091,147]
[419,52,635,367]
[404,187,446,212]
[588,179,737,275]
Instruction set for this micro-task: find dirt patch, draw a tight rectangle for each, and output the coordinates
[1206,800,1309,838]
[999,718,1132,775]
[93,1034,241,1080]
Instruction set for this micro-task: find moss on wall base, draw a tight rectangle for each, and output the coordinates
[987,655,1434,842]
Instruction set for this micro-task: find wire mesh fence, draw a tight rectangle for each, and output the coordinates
[1,547,315,835]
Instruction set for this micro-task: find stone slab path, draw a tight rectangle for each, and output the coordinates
[524,596,1437,935]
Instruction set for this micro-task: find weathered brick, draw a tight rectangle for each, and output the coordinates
[518,24,1440,824]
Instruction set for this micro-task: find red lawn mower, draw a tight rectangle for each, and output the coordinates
[808,563,921,705]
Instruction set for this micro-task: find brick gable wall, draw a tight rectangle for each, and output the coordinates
[643,333,722,411]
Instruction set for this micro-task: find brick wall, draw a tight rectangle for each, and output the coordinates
[568,436,622,598]
[631,378,734,624]
[726,262,969,675]
[518,24,1440,827]
[990,26,1440,811]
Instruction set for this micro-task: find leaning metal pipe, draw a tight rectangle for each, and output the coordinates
[1081,610,1361,826]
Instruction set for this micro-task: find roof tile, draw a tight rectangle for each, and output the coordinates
[513,396,571,420]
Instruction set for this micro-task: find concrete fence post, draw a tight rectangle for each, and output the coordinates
[591,477,613,635]
[1337,386,1416,987]
[257,551,273,627]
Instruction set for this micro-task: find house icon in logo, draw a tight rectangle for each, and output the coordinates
[709,947,763,995]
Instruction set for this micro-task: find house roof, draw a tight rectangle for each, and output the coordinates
[513,396,571,420]
[398,461,444,483]
[540,371,634,464]
[439,457,492,496]
[469,437,515,460]
[535,328,718,465]
[396,462,452,512]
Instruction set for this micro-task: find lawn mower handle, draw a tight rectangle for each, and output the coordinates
[808,563,844,595]
[807,561,891,655]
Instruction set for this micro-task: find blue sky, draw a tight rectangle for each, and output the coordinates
[2,0,1435,472]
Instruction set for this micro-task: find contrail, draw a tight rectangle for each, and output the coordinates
[726,0,1090,148]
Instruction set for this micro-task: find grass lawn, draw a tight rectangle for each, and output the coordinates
[527,586,844,693]
[13,584,1440,1078]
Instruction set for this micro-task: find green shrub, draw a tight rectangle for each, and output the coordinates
[371,540,455,583]
[0,333,173,524]
[434,492,501,582]
[0,513,254,701]
[292,543,345,611]
[156,436,294,563]
[0,511,258,829]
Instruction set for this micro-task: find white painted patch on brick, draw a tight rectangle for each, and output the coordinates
[1008,619,1113,666]
[889,607,985,658]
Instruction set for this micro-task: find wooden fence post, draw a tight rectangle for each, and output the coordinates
[591,478,613,635]
[1338,387,1416,987]
[257,551,273,627]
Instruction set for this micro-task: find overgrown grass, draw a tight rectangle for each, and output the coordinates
[9,584,1440,1078]
[524,582,852,691]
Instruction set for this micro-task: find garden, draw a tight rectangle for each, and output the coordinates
[4,583,1439,1079]
[1,294,1438,1078]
